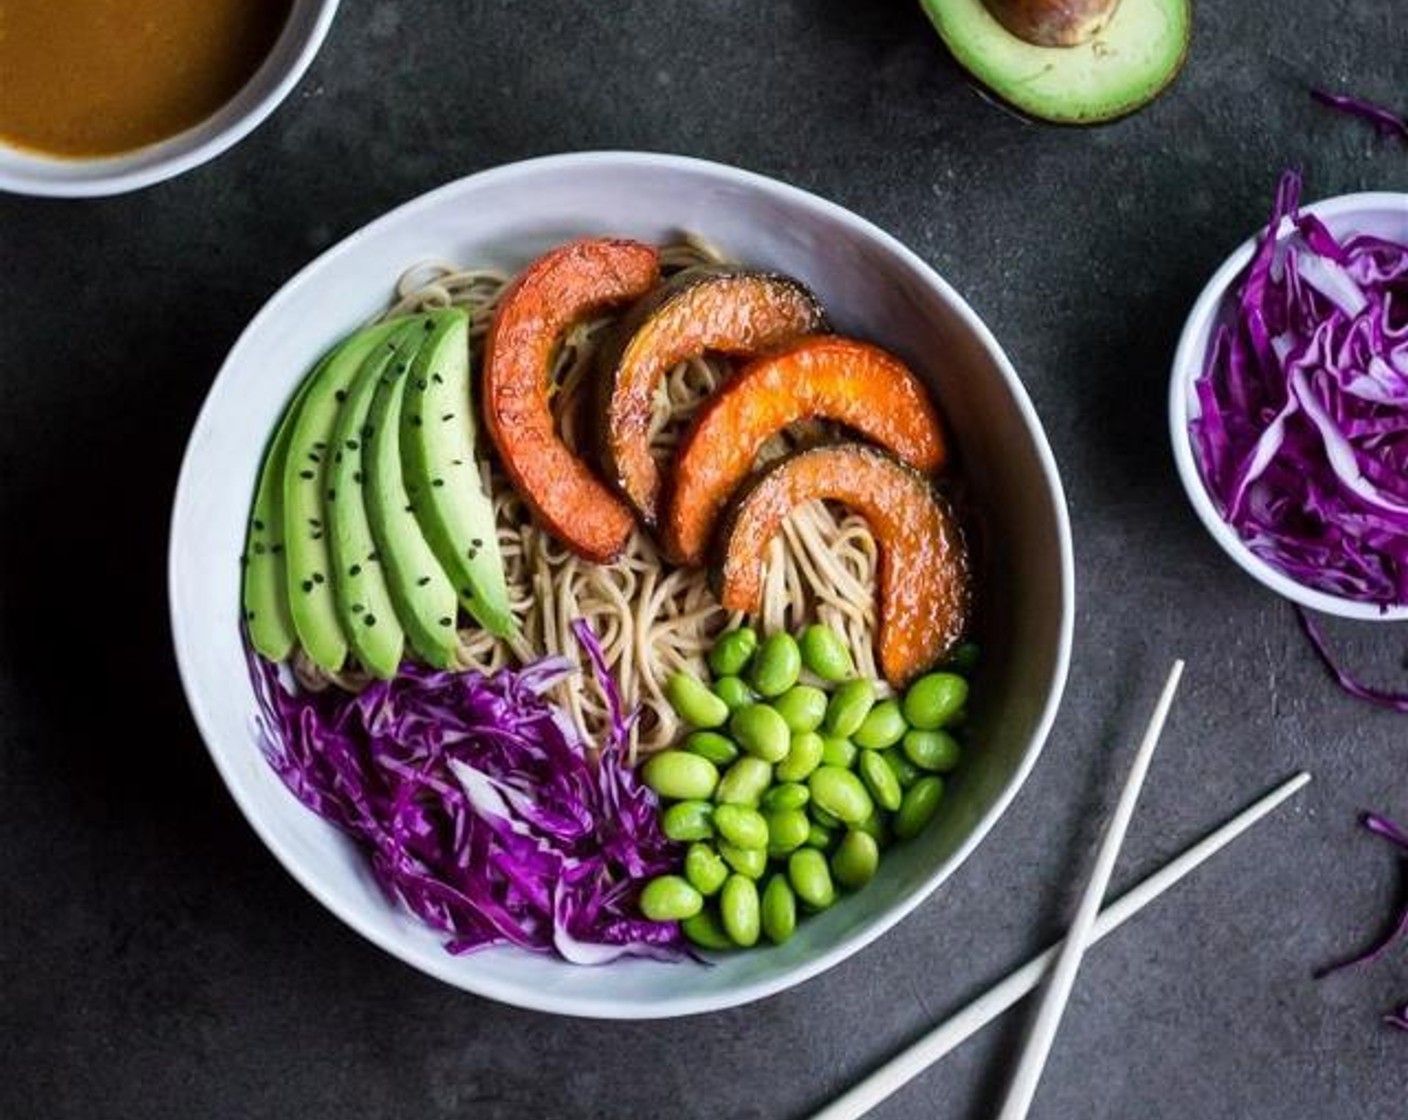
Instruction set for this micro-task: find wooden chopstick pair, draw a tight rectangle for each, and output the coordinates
[815,661,1310,1120]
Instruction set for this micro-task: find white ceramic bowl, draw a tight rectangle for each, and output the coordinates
[1169,191,1408,621]
[169,152,1074,1018]
[0,0,339,198]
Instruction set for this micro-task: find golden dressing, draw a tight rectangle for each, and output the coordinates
[0,0,292,158]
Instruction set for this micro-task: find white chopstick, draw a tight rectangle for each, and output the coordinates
[811,768,1310,1120]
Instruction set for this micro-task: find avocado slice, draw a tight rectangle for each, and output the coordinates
[922,0,1191,125]
[283,320,407,671]
[364,320,462,668]
[400,310,516,638]
[326,324,422,678]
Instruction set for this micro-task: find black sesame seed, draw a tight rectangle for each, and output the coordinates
[353,471,363,485]
[312,572,325,584]
[254,542,266,555]
[308,517,321,527]
[471,538,483,547]
[404,503,414,513]
[314,441,327,450]
[308,451,321,463]
[451,459,463,467]
[327,489,336,501]
[253,518,265,532]
[417,576,430,587]
[431,479,444,488]
[346,438,359,450]
[416,378,428,391]
[271,544,284,555]
[245,609,255,620]
[352,603,364,613]
[442,413,454,422]
[301,580,313,593]
[368,551,379,562]
[311,532,323,541]
[364,614,376,627]
[350,564,362,576]
[299,469,314,480]
[423,319,435,331]
[432,372,444,384]
[335,389,347,403]
[461,587,475,598]
[467,548,478,560]
[438,617,452,627]
[411,415,422,427]
[334,451,343,464]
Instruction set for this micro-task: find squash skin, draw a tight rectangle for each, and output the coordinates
[714,443,970,687]
[664,336,947,565]
[483,238,660,563]
[596,266,827,528]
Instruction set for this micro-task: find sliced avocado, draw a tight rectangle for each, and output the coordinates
[242,358,325,662]
[400,310,516,638]
[326,325,421,678]
[283,320,407,671]
[364,319,462,668]
[922,0,1191,125]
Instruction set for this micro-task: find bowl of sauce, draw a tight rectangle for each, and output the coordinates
[0,0,339,197]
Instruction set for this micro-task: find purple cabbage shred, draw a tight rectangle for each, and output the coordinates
[1311,90,1408,142]
[247,637,683,964]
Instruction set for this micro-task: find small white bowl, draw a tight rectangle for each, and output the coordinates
[170,152,1074,1018]
[1169,191,1408,622]
[0,0,339,199]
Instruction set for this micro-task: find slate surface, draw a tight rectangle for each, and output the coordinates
[2,2,1406,1117]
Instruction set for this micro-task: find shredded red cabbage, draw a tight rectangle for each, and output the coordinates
[1312,90,1408,142]
[247,639,684,964]
[1296,607,1408,713]
[1190,170,1408,606]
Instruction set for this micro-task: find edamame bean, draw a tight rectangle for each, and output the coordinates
[709,627,758,677]
[714,804,769,849]
[661,800,715,842]
[895,776,945,840]
[776,731,825,782]
[946,641,980,673]
[902,672,969,730]
[881,746,921,788]
[762,782,810,812]
[805,821,836,849]
[639,874,703,921]
[831,830,880,890]
[712,675,756,712]
[719,840,767,879]
[853,699,907,750]
[730,703,791,763]
[665,672,729,729]
[720,874,761,947]
[820,736,857,769]
[761,875,798,944]
[799,623,854,682]
[809,765,875,825]
[773,685,828,734]
[749,632,801,697]
[641,750,719,801]
[859,750,902,812]
[824,679,875,738]
[681,908,733,950]
[788,848,837,910]
[765,808,810,855]
[685,843,728,896]
[854,810,891,849]
[903,729,962,772]
[810,804,843,830]
[715,756,773,807]
[685,730,739,767]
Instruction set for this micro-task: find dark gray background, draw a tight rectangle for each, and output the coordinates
[3,2,1407,1117]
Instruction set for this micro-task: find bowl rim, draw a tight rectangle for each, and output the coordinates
[1168,190,1408,623]
[168,150,1075,1018]
[0,0,341,199]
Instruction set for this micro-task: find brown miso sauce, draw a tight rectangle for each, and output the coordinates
[0,0,293,158]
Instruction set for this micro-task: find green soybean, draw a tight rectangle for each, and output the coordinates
[720,874,761,947]
[854,810,891,849]
[777,731,825,782]
[773,685,828,734]
[788,848,837,910]
[708,627,758,677]
[749,632,801,697]
[666,671,730,729]
[810,804,843,830]
[853,699,907,750]
[859,750,902,812]
[661,800,715,842]
[945,641,980,673]
[805,821,836,849]
[903,729,962,772]
[714,804,769,849]
[765,808,811,855]
[761,875,798,944]
[685,843,729,896]
[831,830,880,890]
[729,703,791,763]
[719,840,768,879]
[681,908,733,950]
[762,782,810,812]
[715,756,773,806]
[895,776,945,840]
[820,736,857,769]
[809,765,874,825]
[684,730,739,767]
[641,750,719,801]
[881,746,921,788]
[799,623,854,682]
[639,875,703,921]
[902,672,969,730]
[712,675,756,712]
[824,679,875,738]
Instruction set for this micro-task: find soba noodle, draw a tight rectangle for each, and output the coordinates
[298,239,882,759]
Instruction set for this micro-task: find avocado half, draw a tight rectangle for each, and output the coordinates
[922,0,1191,125]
